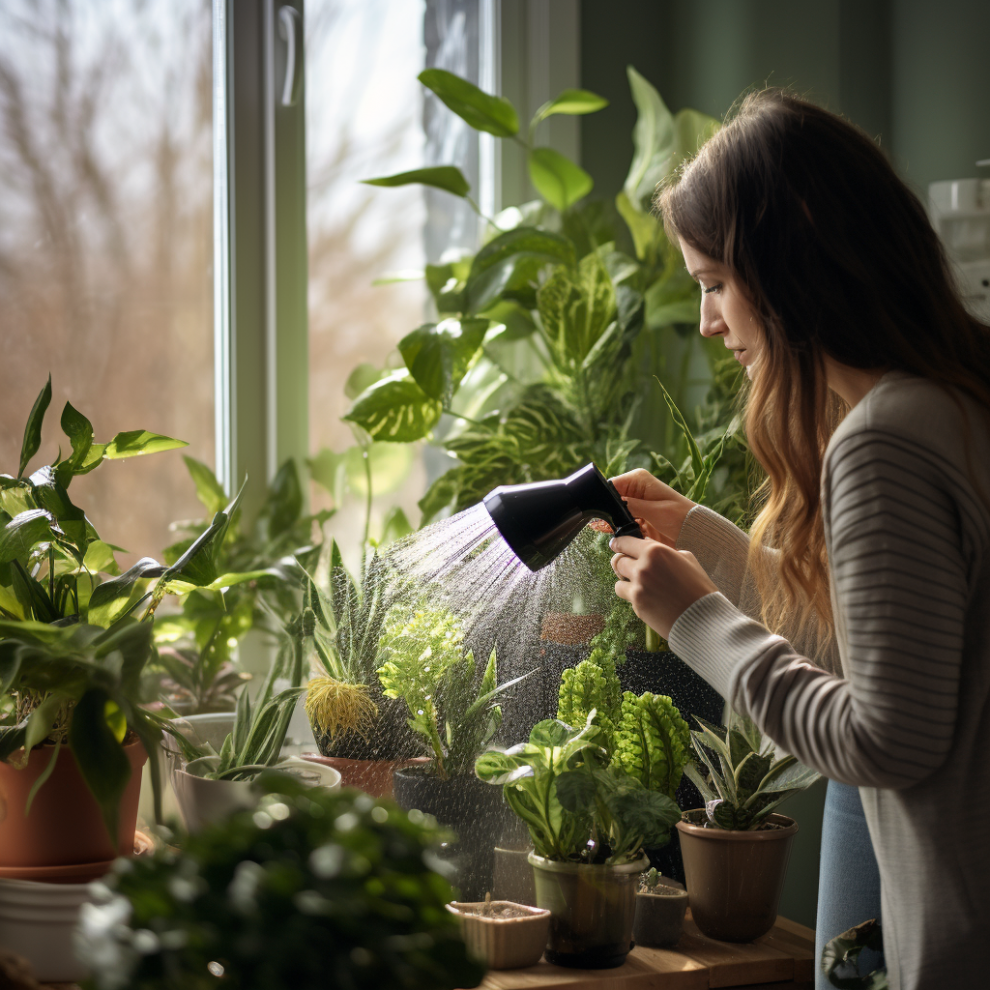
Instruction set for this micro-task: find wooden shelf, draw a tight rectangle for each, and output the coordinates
[474,913,815,990]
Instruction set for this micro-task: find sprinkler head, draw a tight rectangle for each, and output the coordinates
[483,463,643,571]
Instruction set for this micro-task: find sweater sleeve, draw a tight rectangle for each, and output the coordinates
[668,430,971,788]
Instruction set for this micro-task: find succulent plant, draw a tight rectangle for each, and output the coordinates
[683,713,821,830]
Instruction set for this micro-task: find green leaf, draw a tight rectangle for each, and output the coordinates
[616,190,662,262]
[465,227,575,313]
[24,693,64,753]
[418,68,519,137]
[260,460,302,538]
[58,401,94,483]
[86,557,166,627]
[418,467,461,523]
[0,510,56,564]
[532,88,608,125]
[344,363,384,400]
[18,376,51,478]
[103,431,188,459]
[71,443,106,477]
[69,688,132,846]
[345,443,413,497]
[343,371,442,443]
[399,318,489,406]
[380,507,413,546]
[307,449,347,505]
[528,147,593,212]
[623,66,675,208]
[363,166,470,197]
[24,737,62,815]
[165,483,245,588]
[26,466,87,547]
[182,456,228,515]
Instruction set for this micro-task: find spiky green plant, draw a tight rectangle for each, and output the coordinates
[683,713,821,830]
[613,692,690,800]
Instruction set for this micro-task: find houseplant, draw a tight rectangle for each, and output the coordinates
[300,539,419,795]
[475,716,680,968]
[0,378,238,874]
[154,455,328,715]
[677,713,822,941]
[632,867,689,948]
[379,603,533,899]
[76,776,487,990]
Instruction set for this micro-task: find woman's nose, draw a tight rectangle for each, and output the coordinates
[699,298,724,338]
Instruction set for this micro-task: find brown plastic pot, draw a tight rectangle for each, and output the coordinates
[676,811,798,942]
[0,740,147,868]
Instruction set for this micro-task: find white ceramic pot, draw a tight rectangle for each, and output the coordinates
[0,877,94,982]
[173,756,341,832]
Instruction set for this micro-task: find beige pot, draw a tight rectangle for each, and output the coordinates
[446,901,550,969]
[676,811,798,942]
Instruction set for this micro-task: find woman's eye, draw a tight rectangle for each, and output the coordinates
[703,283,723,295]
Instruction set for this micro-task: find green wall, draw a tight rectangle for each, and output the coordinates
[580,0,990,200]
[578,0,990,932]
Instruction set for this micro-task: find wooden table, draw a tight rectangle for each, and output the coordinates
[475,913,815,990]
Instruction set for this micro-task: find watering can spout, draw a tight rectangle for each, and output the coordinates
[483,463,643,572]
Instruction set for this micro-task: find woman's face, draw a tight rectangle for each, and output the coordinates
[678,237,763,379]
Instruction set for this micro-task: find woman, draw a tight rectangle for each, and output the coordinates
[608,89,990,990]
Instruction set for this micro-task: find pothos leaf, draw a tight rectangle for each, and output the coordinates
[18,376,52,478]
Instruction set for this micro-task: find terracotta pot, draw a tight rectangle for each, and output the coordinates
[676,811,798,942]
[0,740,147,868]
[301,754,428,799]
[529,852,648,969]
[633,877,689,947]
[446,900,551,969]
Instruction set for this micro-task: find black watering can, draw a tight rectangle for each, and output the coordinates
[483,463,643,572]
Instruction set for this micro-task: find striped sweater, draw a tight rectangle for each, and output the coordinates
[668,371,990,990]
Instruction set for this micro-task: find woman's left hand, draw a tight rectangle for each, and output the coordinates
[610,535,718,640]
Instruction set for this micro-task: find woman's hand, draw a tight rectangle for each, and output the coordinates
[610,469,695,546]
[610,535,717,640]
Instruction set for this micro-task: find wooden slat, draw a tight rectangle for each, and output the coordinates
[675,916,795,988]
[771,916,815,944]
[755,923,816,983]
[480,951,698,990]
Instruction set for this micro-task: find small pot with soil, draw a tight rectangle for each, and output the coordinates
[446,896,550,969]
[676,810,798,942]
[632,868,689,948]
[529,851,648,969]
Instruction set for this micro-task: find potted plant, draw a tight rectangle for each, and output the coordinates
[76,777,488,990]
[632,867,689,948]
[0,378,236,878]
[378,603,533,900]
[298,540,419,796]
[476,716,680,968]
[677,713,822,942]
[446,895,550,970]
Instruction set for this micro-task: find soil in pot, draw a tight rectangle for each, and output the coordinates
[676,810,798,942]
[0,739,147,869]
[392,765,510,901]
[447,900,551,969]
[529,852,648,969]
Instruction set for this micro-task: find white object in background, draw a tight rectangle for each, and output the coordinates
[929,173,990,320]
[0,878,94,982]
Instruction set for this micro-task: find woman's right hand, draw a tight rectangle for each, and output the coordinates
[610,469,695,546]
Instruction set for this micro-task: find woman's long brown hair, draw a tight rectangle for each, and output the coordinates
[658,89,990,652]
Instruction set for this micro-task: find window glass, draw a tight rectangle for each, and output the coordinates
[0,0,214,566]
[305,0,429,552]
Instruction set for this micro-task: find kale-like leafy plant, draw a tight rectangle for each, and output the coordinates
[475,716,680,865]
[683,713,821,830]
[76,778,487,990]
[378,606,532,779]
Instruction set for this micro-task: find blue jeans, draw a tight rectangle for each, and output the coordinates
[815,780,885,989]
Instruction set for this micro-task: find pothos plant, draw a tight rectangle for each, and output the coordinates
[0,378,244,834]
[344,66,749,526]
[475,715,680,865]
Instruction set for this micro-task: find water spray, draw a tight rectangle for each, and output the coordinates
[483,463,643,572]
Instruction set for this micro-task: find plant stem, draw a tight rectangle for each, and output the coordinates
[362,447,373,583]
[644,624,661,653]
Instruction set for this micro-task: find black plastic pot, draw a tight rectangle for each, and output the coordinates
[529,852,649,968]
[392,765,509,901]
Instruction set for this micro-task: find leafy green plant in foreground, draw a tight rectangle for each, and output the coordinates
[77,778,487,990]
[683,712,821,830]
[475,716,680,865]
